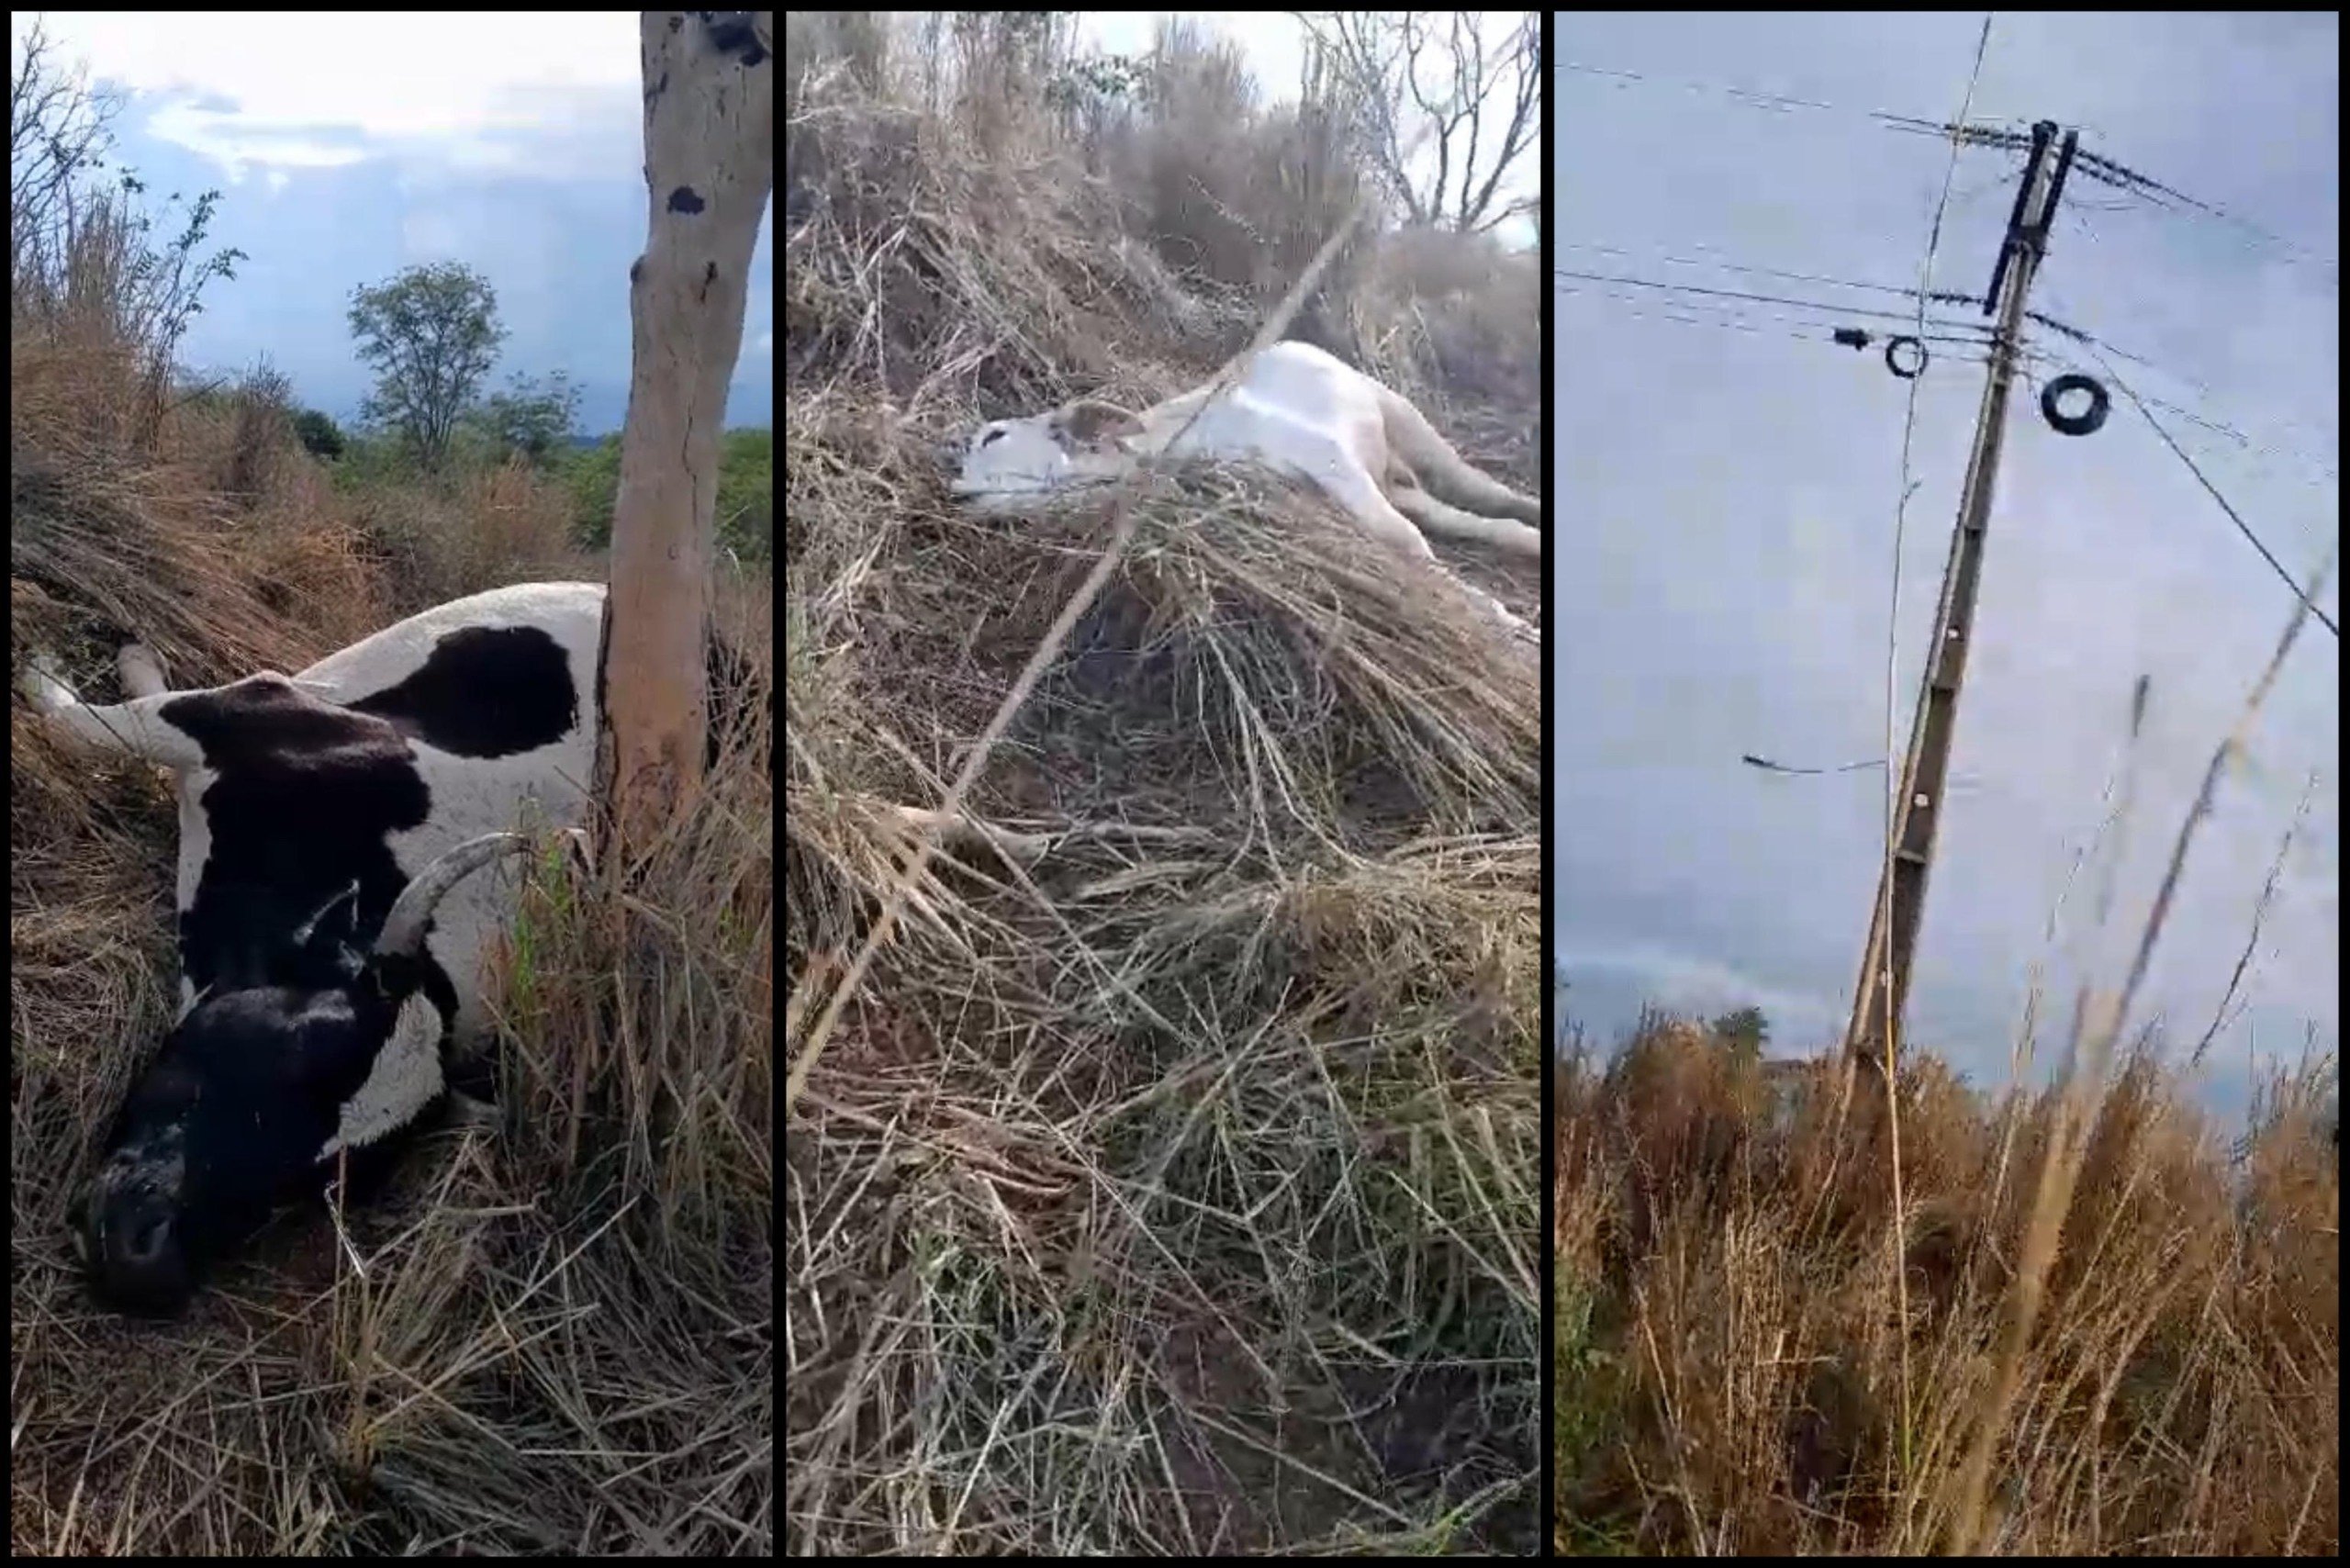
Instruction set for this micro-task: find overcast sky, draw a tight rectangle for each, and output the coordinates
[14,12,773,434]
[1554,12,2337,1120]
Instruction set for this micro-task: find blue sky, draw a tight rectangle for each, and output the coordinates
[1554,13,2337,1118]
[15,13,773,437]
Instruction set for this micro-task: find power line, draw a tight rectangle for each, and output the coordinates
[2053,210,2340,485]
[2015,342,2251,454]
[1743,753,1881,776]
[1553,265,1996,339]
[1560,258,2339,509]
[1565,291,1998,358]
[1564,50,2339,639]
[1873,101,2335,279]
[1556,240,1985,307]
[1743,753,1993,793]
[2065,142,2340,279]
[2079,345,2340,639]
[1562,286,1998,361]
[2022,319,2339,489]
[1564,45,2337,278]
[1558,57,2042,141]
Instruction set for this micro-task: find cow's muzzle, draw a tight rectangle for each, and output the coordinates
[73,1185,196,1317]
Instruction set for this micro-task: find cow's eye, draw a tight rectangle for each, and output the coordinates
[980,429,1005,448]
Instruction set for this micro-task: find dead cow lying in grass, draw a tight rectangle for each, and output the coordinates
[950,340,1541,639]
[18,584,610,1316]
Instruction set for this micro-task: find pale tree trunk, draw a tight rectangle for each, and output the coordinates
[602,11,774,848]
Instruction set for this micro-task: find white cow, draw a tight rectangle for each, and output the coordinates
[950,341,1541,639]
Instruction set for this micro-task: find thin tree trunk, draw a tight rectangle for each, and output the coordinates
[602,11,773,847]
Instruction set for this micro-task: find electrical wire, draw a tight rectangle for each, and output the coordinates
[1561,46,2336,278]
[1558,57,2042,141]
[1743,754,1883,776]
[1556,240,1986,308]
[1561,195,2338,644]
[2052,209,2340,485]
[2076,343,2339,638]
[1554,265,1997,340]
[2022,313,2338,488]
[1744,753,1993,794]
[1561,285,1997,358]
[2066,143,2340,279]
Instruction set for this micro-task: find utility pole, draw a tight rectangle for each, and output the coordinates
[1845,120,2078,1074]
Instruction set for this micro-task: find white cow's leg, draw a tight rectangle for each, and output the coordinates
[1375,388,1544,526]
[1387,484,1544,559]
[1320,463,1440,562]
[23,686,211,768]
[19,654,82,714]
[1322,468,1532,644]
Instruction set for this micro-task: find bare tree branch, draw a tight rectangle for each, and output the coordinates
[1289,10,1539,238]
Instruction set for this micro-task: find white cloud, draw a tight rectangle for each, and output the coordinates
[1555,942,1846,1036]
[22,12,642,180]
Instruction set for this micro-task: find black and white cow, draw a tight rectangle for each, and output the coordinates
[21,581,608,1316]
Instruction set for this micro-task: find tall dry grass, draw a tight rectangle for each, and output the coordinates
[786,12,1543,1554]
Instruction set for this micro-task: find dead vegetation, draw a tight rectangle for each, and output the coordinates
[785,13,1541,1554]
[1556,1014,2336,1555]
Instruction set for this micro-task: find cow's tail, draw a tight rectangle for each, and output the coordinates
[1375,386,1543,528]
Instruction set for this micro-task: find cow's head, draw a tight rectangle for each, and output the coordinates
[950,398,1147,510]
[71,833,529,1316]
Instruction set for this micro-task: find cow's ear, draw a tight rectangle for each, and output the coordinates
[1058,399,1143,450]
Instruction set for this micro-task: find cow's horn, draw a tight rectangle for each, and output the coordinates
[375,832,530,958]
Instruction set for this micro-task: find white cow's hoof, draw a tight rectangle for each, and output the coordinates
[117,643,169,699]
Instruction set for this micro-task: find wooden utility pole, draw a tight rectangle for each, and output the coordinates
[1845,120,2078,1072]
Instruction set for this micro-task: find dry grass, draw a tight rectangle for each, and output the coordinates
[11,129,773,1559]
[785,14,1542,1554]
[1552,554,2339,1556]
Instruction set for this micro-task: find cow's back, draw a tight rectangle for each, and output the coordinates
[297,583,605,709]
[1164,341,1389,495]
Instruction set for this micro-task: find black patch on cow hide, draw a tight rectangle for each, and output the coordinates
[350,623,579,759]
